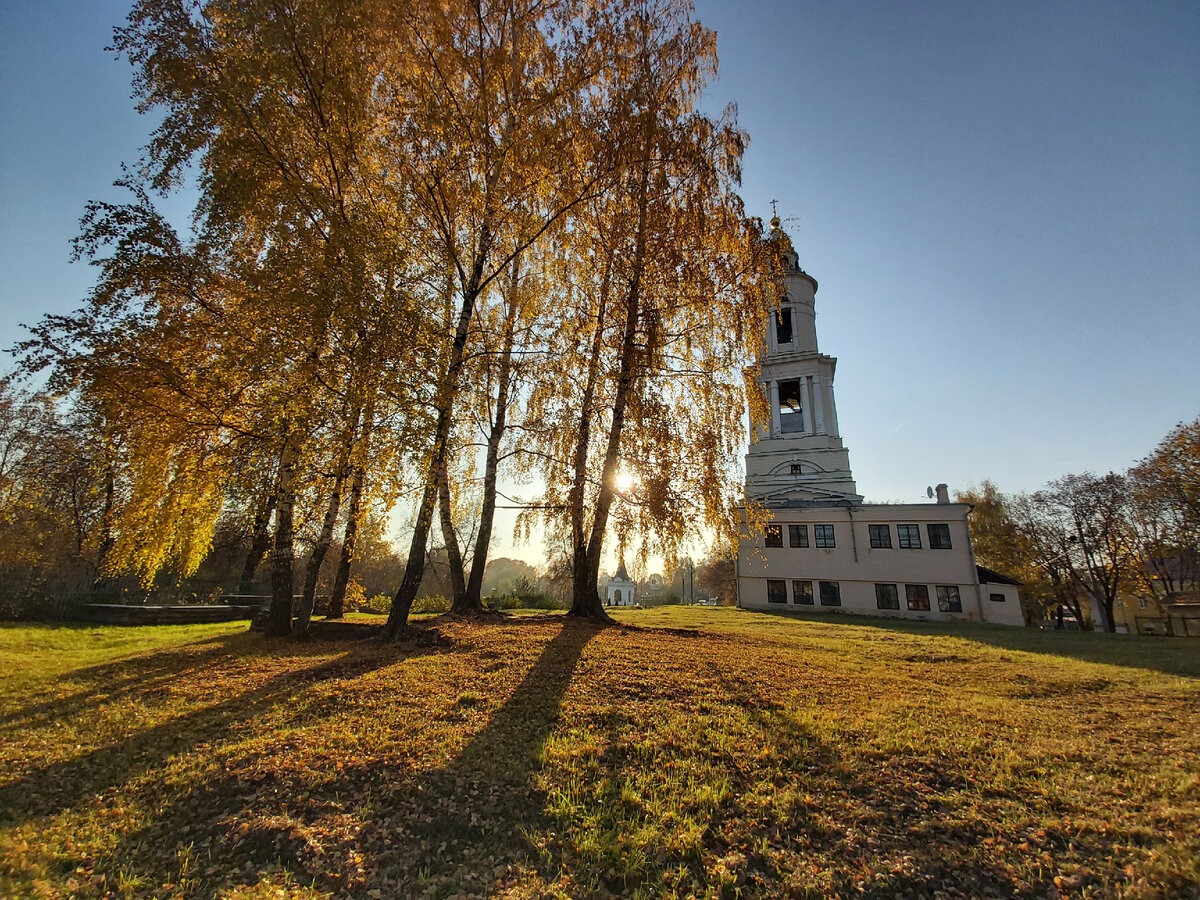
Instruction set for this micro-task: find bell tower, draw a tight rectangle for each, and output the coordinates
[746,214,861,505]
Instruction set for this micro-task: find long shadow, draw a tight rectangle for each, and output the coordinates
[0,642,402,829]
[81,619,599,898]
[755,608,1200,678]
[0,632,251,731]
[15,619,1172,897]
[493,648,1071,898]
[345,620,599,895]
[950,626,1200,679]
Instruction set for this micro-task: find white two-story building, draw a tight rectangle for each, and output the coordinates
[737,216,1024,626]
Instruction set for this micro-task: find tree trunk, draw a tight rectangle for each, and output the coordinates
[92,448,117,600]
[266,438,299,637]
[569,278,637,619]
[1101,597,1118,633]
[239,489,278,594]
[569,147,652,620]
[293,470,347,636]
[460,255,521,613]
[384,227,493,638]
[565,257,612,618]
[329,463,364,619]
[328,392,375,619]
[293,403,362,637]
[439,457,468,608]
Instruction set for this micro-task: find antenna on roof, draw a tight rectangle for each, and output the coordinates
[926,486,934,499]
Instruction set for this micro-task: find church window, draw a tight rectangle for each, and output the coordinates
[765,525,783,547]
[790,463,804,474]
[875,583,900,609]
[814,524,835,548]
[897,525,922,549]
[793,580,814,604]
[905,584,931,611]
[775,308,793,345]
[928,524,953,549]
[767,580,787,603]
[788,524,808,547]
[989,592,1006,603]
[868,524,891,548]
[819,581,841,606]
[778,379,805,433]
[937,585,962,612]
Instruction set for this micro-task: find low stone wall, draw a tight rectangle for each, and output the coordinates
[77,604,253,626]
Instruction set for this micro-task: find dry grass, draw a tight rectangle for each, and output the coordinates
[0,607,1196,899]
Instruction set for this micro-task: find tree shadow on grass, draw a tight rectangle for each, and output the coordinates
[349,619,601,895]
[754,608,1200,679]
[502,633,1139,899]
[0,637,408,833]
[950,626,1200,679]
[0,631,254,731]
[74,619,600,898]
[15,619,1180,898]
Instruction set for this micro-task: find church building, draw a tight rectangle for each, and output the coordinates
[736,215,1024,626]
[606,559,637,607]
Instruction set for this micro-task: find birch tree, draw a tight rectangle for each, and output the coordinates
[380,0,611,636]
[523,2,774,618]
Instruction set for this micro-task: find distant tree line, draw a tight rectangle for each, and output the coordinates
[959,416,1200,631]
[2,0,787,632]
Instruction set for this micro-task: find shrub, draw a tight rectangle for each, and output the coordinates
[411,594,450,615]
[365,592,392,615]
[342,580,367,612]
[486,589,564,611]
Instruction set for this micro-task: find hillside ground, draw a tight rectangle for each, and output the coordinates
[0,607,1196,899]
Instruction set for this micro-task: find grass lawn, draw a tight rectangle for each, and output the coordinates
[0,608,1196,899]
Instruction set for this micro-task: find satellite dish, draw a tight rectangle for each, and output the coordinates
[926,486,934,499]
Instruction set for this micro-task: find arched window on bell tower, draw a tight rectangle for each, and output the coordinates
[775,307,793,346]
[778,378,805,433]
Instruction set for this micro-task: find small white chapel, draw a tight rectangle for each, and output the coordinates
[737,215,1024,626]
[606,559,637,607]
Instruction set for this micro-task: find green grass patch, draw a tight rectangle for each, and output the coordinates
[0,608,1196,898]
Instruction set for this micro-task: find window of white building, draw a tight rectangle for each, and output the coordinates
[775,308,793,345]
[793,580,814,604]
[897,525,922,549]
[875,583,900,609]
[937,585,962,613]
[788,524,808,547]
[906,584,930,611]
[928,524,953,549]
[767,580,787,604]
[868,524,891,548]
[819,581,841,606]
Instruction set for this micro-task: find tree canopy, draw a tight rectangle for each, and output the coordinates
[7,0,777,635]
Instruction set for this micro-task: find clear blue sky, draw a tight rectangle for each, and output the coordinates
[2,1,1198,516]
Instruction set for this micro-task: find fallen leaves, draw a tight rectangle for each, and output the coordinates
[0,611,1197,898]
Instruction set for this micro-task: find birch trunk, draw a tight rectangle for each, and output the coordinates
[293,473,346,635]
[460,255,521,612]
[266,436,299,637]
[384,224,493,638]
[570,148,652,619]
[328,464,363,618]
[239,490,278,594]
[293,402,363,636]
[439,457,467,606]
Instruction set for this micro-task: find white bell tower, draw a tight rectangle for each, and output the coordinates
[746,214,861,505]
